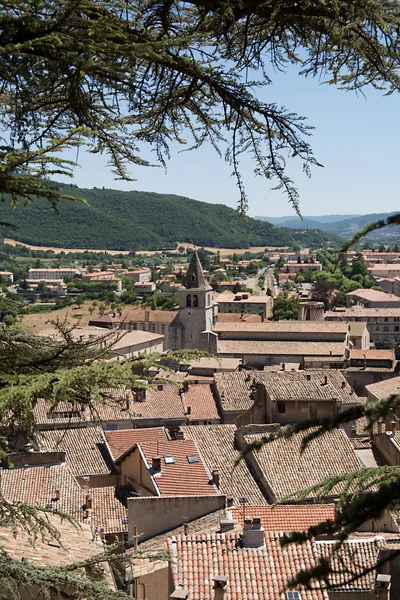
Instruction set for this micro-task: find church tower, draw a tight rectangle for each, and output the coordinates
[169,250,218,352]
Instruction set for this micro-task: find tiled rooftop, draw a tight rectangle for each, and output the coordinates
[104,427,169,461]
[231,504,335,532]
[214,372,254,413]
[214,321,349,333]
[254,370,360,404]
[183,384,220,422]
[38,427,114,476]
[348,288,400,301]
[218,340,347,357]
[0,514,107,567]
[137,439,218,496]
[121,309,177,323]
[326,307,400,317]
[0,464,83,517]
[168,531,383,599]
[241,427,362,500]
[181,425,266,505]
[34,384,187,426]
[88,484,134,534]
[365,376,400,400]
[217,313,262,323]
[350,349,395,361]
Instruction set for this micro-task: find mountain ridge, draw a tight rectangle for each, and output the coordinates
[0,184,341,251]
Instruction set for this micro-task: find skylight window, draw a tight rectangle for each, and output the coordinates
[164,456,175,465]
[286,592,301,600]
[187,454,199,464]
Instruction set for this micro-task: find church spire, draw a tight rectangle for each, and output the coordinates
[182,249,211,290]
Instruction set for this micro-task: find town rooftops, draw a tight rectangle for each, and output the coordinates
[217,313,263,323]
[213,321,349,333]
[369,263,400,271]
[38,427,115,476]
[39,325,163,348]
[104,427,169,462]
[88,484,133,535]
[214,292,271,304]
[218,340,347,357]
[168,530,382,600]
[239,425,361,501]
[350,349,395,361]
[181,424,266,505]
[254,370,360,404]
[231,504,335,532]
[365,375,400,400]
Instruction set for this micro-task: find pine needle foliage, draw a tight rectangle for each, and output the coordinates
[2,1,400,213]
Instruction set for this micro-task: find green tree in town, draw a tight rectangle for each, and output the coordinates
[272,290,300,321]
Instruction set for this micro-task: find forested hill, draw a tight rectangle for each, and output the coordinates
[0,185,341,251]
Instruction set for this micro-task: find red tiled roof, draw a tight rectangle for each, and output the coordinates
[350,349,395,360]
[231,504,335,532]
[88,485,133,534]
[138,440,218,496]
[217,313,262,323]
[0,464,83,517]
[183,384,220,422]
[104,427,169,461]
[121,309,177,323]
[168,531,382,599]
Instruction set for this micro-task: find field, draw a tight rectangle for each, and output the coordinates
[5,238,288,257]
[20,301,136,333]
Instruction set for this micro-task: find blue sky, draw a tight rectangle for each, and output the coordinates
[58,66,400,219]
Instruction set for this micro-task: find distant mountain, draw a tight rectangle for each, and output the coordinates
[321,212,400,239]
[0,184,342,251]
[255,214,362,225]
[255,212,400,241]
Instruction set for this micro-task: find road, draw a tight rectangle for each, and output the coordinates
[245,266,279,297]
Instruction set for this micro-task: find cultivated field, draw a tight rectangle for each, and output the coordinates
[5,238,288,257]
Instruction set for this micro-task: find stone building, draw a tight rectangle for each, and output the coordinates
[169,250,218,353]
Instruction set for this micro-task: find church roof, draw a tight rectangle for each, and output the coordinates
[182,250,211,290]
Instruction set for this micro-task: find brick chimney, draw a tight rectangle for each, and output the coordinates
[152,456,161,473]
[186,405,192,416]
[213,576,228,600]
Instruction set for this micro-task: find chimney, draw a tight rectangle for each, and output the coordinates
[392,421,397,436]
[306,373,311,381]
[170,589,189,600]
[145,310,150,322]
[242,517,265,548]
[85,494,92,510]
[186,405,192,416]
[213,576,228,600]
[350,424,357,438]
[212,469,220,489]
[152,456,161,473]
[323,375,328,385]
[281,361,285,371]
[363,353,367,369]
[133,525,138,552]
[341,381,346,388]
[374,574,391,600]
[220,518,235,533]
[184,522,189,536]
[261,313,264,322]
[226,497,234,508]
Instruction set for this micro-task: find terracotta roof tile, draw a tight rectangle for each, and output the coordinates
[88,485,133,534]
[218,340,348,357]
[214,372,253,413]
[168,531,382,599]
[214,321,349,333]
[181,425,266,505]
[217,314,262,323]
[365,376,400,400]
[38,427,114,476]
[138,439,218,497]
[350,349,395,361]
[231,504,335,533]
[241,427,362,501]
[121,309,177,323]
[253,370,360,404]
[104,427,169,461]
[183,384,220,422]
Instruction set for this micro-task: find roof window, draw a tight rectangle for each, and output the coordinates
[164,456,175,465]
[286,593,301,600]
[187,454,199,464]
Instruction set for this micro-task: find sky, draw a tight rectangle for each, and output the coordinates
[57,65,400,219]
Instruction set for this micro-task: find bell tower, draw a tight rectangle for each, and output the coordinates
[169,250,217,352]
